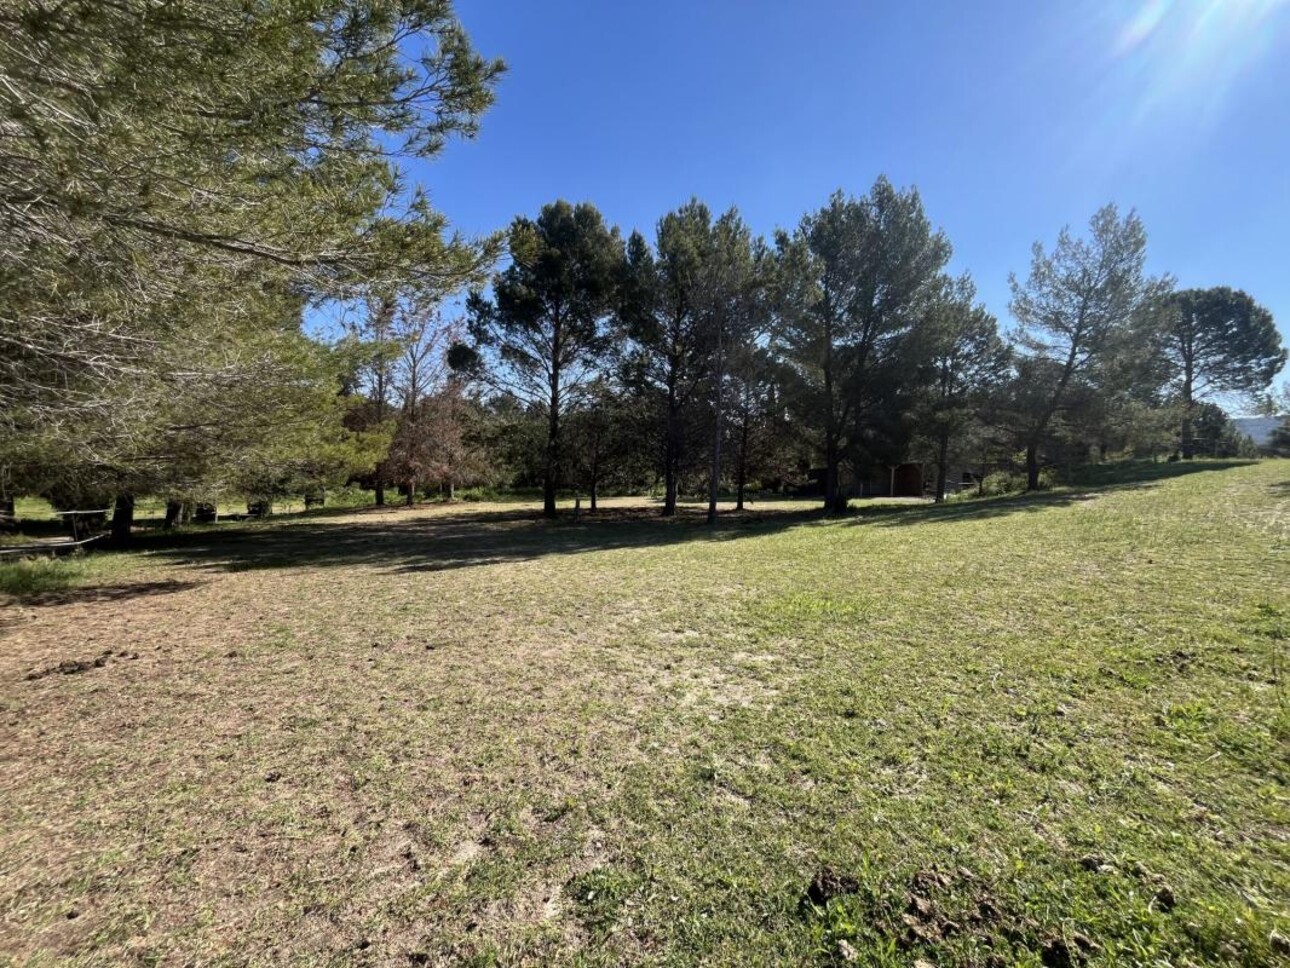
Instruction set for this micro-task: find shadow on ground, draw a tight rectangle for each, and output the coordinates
[136,504,814,576]
[96,460,1262,579]
[0,580,204,618]
[849,459,1258,529]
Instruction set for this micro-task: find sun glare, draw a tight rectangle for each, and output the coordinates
[1113,0,1288,122]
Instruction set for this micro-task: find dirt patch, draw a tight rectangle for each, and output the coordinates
[449,840,484,866]
[900,867,1101,964]
[1154,649,1198,673]
[23,649,139,680]
[802,864,1103,964]
[1041,933,1101,968]
[899,868,959,947]
[804,867,861,906]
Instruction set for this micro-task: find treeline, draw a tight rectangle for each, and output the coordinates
[1,2,1283,538]
[344,189,1284,521]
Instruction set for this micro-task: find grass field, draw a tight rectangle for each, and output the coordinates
[1,461,1286,966]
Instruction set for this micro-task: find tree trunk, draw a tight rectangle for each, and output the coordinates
[544,362,560,519]
[821,299,847,514]
[111,493,134,546]
[374,482,386,506]
[164,499,182,529]
[663,459,677,516]
[663,379,679,517]
[821,400,847,512]
[543,414,559,518]
[823,430,849,513]
[447,481,455,501]
[707,332,724,526]
[1025,338,1078,490]
[823,423,839,513]
[1180,370,1195,460]
[589,478,598,513]
[1026,442,1041,491]
[735,415,749,511]
[824,442,844,513]
[935,433,950,504]
[405,480,415,506]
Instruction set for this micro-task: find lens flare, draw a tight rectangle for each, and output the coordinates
[1113,0,1288,123]
[1117,0,1174,54]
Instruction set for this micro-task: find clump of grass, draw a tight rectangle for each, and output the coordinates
[757,591,872,625]
[0,555,91,598]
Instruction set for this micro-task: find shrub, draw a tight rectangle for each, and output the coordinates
[979,469,1055,496]
[980,471,1025,496]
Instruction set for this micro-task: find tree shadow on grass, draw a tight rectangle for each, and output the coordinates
[847,488,1112,529]
[132,503,823,576]
[0,579,204,615]
[846,459,1258,529]
[117,460,1259,575]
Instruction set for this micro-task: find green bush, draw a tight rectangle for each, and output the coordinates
[311,485,375,510]
[979,468,1055,496]
[979,471,1025,496]
[453,485,501,502]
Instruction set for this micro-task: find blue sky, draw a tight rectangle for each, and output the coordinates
[411,0,1290,400]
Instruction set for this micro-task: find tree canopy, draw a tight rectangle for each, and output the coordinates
[1161,287,1285,458]
[1,0,503,534]
[775,178,951,511]
[466,201,625,517]
[1007,205,1168,489]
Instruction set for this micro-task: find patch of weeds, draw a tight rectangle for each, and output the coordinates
[537,797,578,824]
[565,864,645,936]
[756,591,872,627]
[1156,700,1213,736]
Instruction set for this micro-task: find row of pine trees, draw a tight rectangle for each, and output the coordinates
[339,185,1282,521]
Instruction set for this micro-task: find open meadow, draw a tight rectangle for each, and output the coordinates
[1,461,1287,966]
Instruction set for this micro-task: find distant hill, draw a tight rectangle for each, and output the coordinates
[1232,416,1285,446]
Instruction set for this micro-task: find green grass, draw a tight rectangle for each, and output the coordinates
[0,552,131,601]
[0,556,91,597]
[0,460,1286,966]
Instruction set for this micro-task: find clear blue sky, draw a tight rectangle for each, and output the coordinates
[412,0,1290,401]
